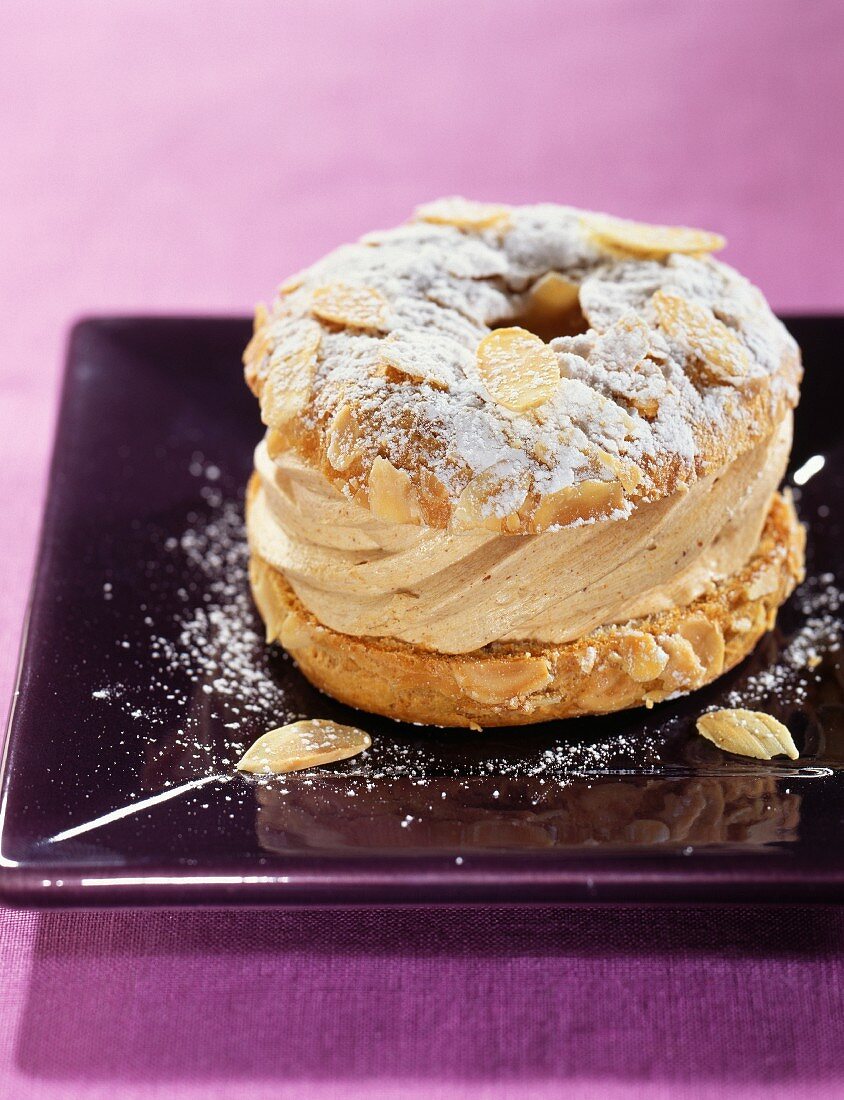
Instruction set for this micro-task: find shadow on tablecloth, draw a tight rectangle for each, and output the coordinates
[12,905,844,1086]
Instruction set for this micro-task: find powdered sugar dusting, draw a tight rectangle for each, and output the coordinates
[249,200,799,526]
[89,464,296,782]
[725,572,842,710]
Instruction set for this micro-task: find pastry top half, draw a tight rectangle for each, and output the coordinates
[244,199,800,657]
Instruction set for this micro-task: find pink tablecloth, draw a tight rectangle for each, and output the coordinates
[1,2,843,1096]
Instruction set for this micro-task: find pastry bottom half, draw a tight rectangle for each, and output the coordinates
[247,490,805,729]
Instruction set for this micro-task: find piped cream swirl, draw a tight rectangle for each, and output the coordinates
[248,415,792,655]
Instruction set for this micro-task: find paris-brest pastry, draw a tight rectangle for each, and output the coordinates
[243,199,804,728]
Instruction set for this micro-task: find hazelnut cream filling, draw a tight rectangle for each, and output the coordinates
[248,414,792,656]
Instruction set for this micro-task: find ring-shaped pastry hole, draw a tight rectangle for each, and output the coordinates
[493,271,588,343]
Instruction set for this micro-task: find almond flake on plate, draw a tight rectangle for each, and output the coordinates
[236,719,372,775]
[695,708,799,760]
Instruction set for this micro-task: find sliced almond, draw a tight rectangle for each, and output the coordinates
[415,197,511,232]
[452,656,553,705]
[658,632,707,689]
[279,272,306,295]
[259,321,322,430]
[696,709,798,761]
[615,632,669,683]
[243,301,269,360]
[236,719,371,775]
[476,327,559,412]
[451,463,531,532]
[585,214,726,257]
[626,391,660,420]
[591,313,651,372]
[528,271,580,313]
[380,334,454,391]
[676,616,725,677]
[594,449,643,493]
[574,313,665,419]
[530,478,623,531]
[747,566,780,600]
[242,302,272,391]
[325,404,362,472]
[416,467,453,527]
[265,428,288,460]
[367,456,422,524]
[311,283,390,331]
[579,646,598,674]
[248,558,281,645]
[517,272,583,342]
[277,608,312,653]
[652,289,750,385]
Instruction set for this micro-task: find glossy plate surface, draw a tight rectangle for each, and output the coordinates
[1,316,843,906]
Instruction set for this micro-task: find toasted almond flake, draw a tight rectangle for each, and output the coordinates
[578,313,666,418]
[530,478,623,531]
[628,392,660,419]
[325,404,362,472]
[367,456,422,524]
[676,616,725,677]
[279,272,306,294]
[380,337,452,390]
[585,214,726,257]
[696,708,798,760]
[615,632,669,682]
[277,607,311,652]
[452,656,553,704]
[415,197,511,231]
[236,719,371,775]
[594,449,643,493]
[591,313,651,371]
[451,463,531,532]
[747,566,780,600]
[528,271,580,313]
[248,559,280,645]
[658,632,707,688]
[242,303,272,389]
[517,272,582,341]
[259,321,322,430]
[311,283,390,331]
[476,327,559,412]
[416,467,452,527]
[652,289,751,384]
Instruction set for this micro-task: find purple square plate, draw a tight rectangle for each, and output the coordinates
[1,316,843,906]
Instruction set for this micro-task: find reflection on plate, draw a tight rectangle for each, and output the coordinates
[255,773,801,853]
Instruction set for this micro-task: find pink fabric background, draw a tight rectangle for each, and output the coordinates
[1,1,843,1096]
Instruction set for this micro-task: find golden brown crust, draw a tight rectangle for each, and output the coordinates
[243,201,802,536]
[247,486,805,728]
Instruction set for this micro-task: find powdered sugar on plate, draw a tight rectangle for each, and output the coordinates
[724,571,842,710]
